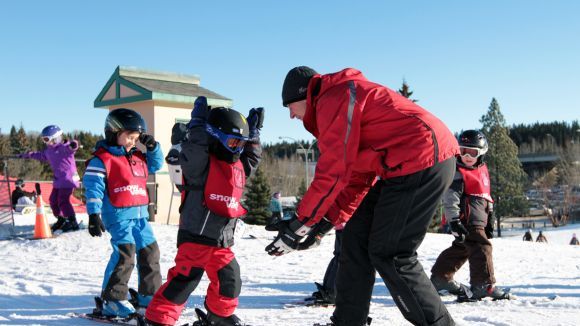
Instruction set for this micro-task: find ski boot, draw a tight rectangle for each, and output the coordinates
[304,282,336,306]
[129,288,153,310]
[102,299,137,318]
[431,275,470,296]
[61,216,80,232]
[51,216,67,232]
[193,307,250,326]
[80,296,143,324]
[470,284,515,301]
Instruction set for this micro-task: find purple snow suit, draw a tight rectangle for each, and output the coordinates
[21,140,80,217]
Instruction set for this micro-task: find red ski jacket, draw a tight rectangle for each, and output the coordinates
[298,68,459,226]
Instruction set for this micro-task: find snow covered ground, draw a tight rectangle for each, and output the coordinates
[1,213,579,326]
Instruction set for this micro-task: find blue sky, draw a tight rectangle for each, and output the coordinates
[1,0,578,144]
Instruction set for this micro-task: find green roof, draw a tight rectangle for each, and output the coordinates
[94,66,232,108]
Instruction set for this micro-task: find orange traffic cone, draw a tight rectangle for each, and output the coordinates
[33,195,52,239]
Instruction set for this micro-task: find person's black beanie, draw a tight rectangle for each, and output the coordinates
[281,66,318,107]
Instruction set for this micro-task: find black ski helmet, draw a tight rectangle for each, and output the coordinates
[104,108,147,145]
[458,129,488,166]
[207,107,249,139]
[206,107,249,162]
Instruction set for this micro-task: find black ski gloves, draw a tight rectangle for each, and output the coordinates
[188,96,210,128]
[88,213,105,237]
[450,218,469,242]
[69,140,79,150]
[139,133,157,151]
[485,211,495,239]
[247,107,264,141]
[297,218,334,251]
[265,215,311,256]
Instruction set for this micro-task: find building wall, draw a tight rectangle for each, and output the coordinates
[153,102,192,225]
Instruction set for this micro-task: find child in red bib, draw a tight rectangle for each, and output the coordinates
[145,97,263,326]
[430,130,512,301]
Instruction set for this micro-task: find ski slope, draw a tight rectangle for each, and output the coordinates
[0,213,579,326]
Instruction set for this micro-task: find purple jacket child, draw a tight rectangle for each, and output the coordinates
[20,125,81,232]
[21,140,80,189]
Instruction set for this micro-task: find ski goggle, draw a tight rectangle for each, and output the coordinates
[459,146,485,158]
[206,124,249,154]
[41,134,62,144]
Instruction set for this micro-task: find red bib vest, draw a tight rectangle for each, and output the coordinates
[95,148,149,208]
[204,155,248,218]
[458,164,493,203]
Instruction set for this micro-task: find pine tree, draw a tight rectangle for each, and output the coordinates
[398,79,418,102]
[9,125,29,154]
[480,98,528,235]
[244,167,271,225]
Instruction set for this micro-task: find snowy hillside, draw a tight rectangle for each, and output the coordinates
[0,214,579,326]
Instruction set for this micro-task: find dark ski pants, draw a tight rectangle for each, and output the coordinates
[322,230,343,298]
[333,158,456,326]
[102,218,161,301]
[431,227,496,286]
[146,242,241,326]
[49,187,75,217]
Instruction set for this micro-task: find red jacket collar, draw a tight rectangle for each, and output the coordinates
[303,68,368,137]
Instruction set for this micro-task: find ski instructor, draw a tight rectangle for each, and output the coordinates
[266,66,459,326]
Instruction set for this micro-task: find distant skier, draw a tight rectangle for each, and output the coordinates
[145,97,263,326]
[570,233,579,245]
[535,231,548,243]
[19,125,81,232]
[265,191,283,230]
[523,229,533,241]
[83,108,164,318]
[431,130,512,301]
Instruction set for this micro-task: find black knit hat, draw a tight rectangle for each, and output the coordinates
[282,66,318,107]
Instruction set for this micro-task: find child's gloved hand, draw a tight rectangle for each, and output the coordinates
[88,213,105,237]
[450,218,469,242]
[188,96,210,128]
[69,140,79,150]
[247,107,264,141]
[139,133,157,150]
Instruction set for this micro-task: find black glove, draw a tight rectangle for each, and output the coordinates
[265,215,311,256]
[88,213,105,237]
[139,133,157,150]
[297,218,334,251]
[188,96,210,128]
[69,140,79,150]
[35,182,41,195]
[450,218,469,242]
[247,107,264,140]
[485,211,495,239]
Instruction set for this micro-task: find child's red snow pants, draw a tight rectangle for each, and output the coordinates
[145,242,240,325]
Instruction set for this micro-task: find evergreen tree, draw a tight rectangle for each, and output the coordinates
[398,79,418,102]
[244,167,271,225]
[9,125,29,154]
[480,98,528,235]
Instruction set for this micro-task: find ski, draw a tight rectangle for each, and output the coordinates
[456,287,515,302]
[75,312,145,325]
[313,316,372,326]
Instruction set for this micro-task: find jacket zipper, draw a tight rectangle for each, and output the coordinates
[200,210,211,234]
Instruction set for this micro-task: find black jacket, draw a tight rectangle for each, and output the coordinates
[11,188,35,209]
[177,125,261,248]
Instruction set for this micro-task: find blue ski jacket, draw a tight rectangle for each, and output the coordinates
[83,140,164,227]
